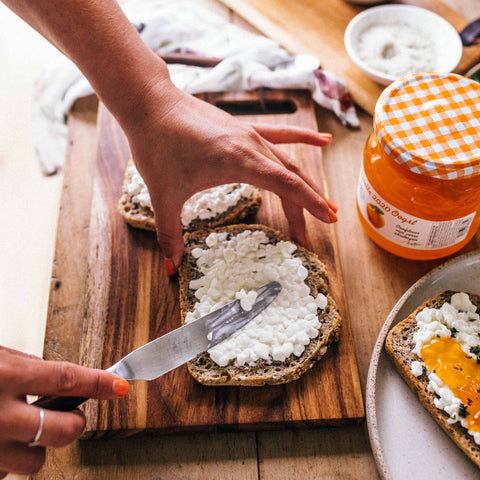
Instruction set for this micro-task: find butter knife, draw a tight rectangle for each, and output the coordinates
[33,281,281,411]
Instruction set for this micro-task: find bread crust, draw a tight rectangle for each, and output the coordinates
[385,291,480,469]
[118,160,262,232]
[179,224,342,386]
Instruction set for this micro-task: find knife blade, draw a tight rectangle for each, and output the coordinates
[33,281,281,411]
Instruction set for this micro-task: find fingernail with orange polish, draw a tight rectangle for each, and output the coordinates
[164,258,175,276]
[303,236,309,249]
[114,379,130,397]
[327,199,338,213]
[328,209,338,223]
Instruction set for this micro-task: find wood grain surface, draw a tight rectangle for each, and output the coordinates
[73,89,364,437]
[218,0,480,115]
[42,95,99,367]
[35,95,480,480]
[32,1,480,478]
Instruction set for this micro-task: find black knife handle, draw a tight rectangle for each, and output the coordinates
[32,395,89,411]
[459,18,480,47]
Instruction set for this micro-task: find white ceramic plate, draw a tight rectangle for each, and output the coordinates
[366,250,480,479]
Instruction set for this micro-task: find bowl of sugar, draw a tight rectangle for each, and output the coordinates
[344,5,463,86]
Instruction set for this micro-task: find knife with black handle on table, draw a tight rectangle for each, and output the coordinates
[32,281,282,411]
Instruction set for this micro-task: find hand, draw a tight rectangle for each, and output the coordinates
[0,346,129,477]
[123,83,337,271]
[0,0,336,273]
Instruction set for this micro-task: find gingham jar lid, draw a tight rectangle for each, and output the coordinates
[374,73,480,180]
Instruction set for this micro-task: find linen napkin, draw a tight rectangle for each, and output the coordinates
[33,0,359,175]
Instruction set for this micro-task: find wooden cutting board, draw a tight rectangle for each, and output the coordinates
[218,0,480,115]
[43,89,363,438]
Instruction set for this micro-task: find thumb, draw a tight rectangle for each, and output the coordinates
[151,198,184,274]
[11,356,129,400]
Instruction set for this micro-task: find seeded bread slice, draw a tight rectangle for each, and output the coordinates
[385,291,480,469]
[178,224,342,386]
[118,160,262,232]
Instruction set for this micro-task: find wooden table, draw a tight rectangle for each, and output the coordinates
[1,0,477,478]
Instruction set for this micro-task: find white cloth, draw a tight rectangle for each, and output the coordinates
[33,0,359,175]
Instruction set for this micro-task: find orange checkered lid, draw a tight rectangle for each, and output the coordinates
[374,73,480,180]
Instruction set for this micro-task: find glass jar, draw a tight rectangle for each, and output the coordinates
[357,73,480,260]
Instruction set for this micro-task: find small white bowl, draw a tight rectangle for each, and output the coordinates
[344,5,463,86]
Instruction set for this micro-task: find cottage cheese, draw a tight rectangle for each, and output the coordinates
[185,230,327,367]
[411,293,480,445]
[126,163,255,228]
[236,288,258,312]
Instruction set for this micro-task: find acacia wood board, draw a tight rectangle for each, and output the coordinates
[218,0,480,115]
[44,89,363,438]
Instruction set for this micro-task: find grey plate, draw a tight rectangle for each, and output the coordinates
[366,250,480,480]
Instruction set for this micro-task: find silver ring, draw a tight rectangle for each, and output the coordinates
[28,408,45,447]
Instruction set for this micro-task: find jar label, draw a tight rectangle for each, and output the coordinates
[357,167,476,250]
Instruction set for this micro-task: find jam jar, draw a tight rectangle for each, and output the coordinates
[357,72,480,260]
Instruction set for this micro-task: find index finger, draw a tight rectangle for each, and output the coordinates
[265,142,338,213]
[242,152,332,224]
[3,355,128,400]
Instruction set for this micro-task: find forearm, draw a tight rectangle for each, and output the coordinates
[2,0,173,126]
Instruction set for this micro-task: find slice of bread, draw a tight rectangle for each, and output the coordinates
[178,224,342,386]
[386,291,480,468]
[118,160,262,232]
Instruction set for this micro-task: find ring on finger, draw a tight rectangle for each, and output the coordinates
[28,408,45,447]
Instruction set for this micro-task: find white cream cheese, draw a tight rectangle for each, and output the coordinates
[357,22,436,78]
[126,163,255,228]
[185,229,327,367]
[411,293,480,444]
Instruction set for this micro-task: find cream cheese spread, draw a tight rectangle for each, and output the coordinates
[185,229,327,367]
[411,293,480,445]
[126,163,255,228]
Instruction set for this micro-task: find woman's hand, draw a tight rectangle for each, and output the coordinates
[123,83,337,271]
[0,346,129,477]
[0,0,337,273]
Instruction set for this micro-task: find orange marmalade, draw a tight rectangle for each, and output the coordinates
[421,337,480,434]
[357,73,480,260]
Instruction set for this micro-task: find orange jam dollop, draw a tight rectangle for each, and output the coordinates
[421,336,480,433]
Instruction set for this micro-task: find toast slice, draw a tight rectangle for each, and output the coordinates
[178,224,342,386]
[386,291,480,468]
[118,160,261,232]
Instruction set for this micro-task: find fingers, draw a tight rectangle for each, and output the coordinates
[281,198,306,246]
[0,440,45,476]
[264,141,339,218]
[0,402,85,447]
[251,123,332,146]
[243,152,332,224]
[0,345,41,361]
[150,194,184,273]
[0,353,129,399]
[0,348,130,478]
[264,142,323,195]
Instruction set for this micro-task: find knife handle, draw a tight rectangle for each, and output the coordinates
[459,18,480,47]
[32,395,89,411]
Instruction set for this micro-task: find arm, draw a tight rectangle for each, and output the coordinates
[3,0,337,269]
